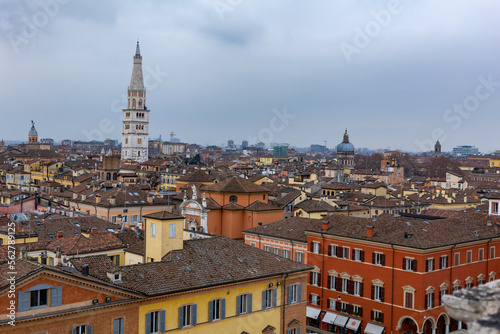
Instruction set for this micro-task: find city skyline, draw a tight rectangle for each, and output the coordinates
[1,1,499,152]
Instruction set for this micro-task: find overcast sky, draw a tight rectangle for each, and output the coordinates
[1,0,499,152]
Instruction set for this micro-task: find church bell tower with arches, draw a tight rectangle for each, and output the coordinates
[121,41,149,162]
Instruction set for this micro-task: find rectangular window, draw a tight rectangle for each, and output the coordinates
[440,289,447,305]
[426,258,434,272]
[440,255,448,269]
[132,214,139,222]
[454,253,460,266]
[405,258,415,271]
[273,247,280,256]
[493,202,499,213]
[354,281,361,296]
[329,276,336,291]
[169,224,176,238]
[211,299,222,321]
[30,289,48,308]
[426,293,433,309]
[404,292,413,309]
[263,289,275,309]
[329,298,336,310]
[312,241,320,254]
[342,278,348,293]
[295,251,304,263]
[479,248,484,261]
[354,249,362,261]
[490,247,495,259]
[74,325,88,334]
[343,247,350,259]
[374,253,383,265]
[149,311,160,333]
[353,305,360,315]
[373,310,382,322]
[374,286,381,301]
[150,223,156,237]
[341,302,348,312]
[466,250,472,264]
[264,245,270,252]
[113,318,124,334]
[181,305,192,327]
[283,249,290,259]
[289,285,298,304]
[329,245,337,257]
[311,294,319,305]
[312,272,319,286]
[237,294,249,314]
[111,216,117,223]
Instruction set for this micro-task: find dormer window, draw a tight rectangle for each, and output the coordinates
[229,195,237,203]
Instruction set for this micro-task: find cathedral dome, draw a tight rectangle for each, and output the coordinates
[336,129,354,152]
[29,121,38,136]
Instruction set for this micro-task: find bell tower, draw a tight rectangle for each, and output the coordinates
[121,41,149,162]
[28,120,38,143]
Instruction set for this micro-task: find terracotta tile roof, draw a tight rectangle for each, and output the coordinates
[203,177,270,193]
[295,199,337,213]
[275,189,302,206]
[318,213,500,249]
[244,217,324,242]
[46,232,125,255]
[143,211,183,220]
[177,169,217,183]
[245,200,282,211]
[72,236,311,296]
[222,203,245,210]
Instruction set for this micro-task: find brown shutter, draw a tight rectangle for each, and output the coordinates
[348,280,354,295]
[370,310,374,320]
[432,292,435,308]
[372,252,376,264]
[438,291,442,306]
[439,257,443,269]
[318,273,321,287]
[328,245,332,256]
[358,307,363,317]
[380,312,384,323]
[403,258,406,270]
[309,272,313,284]
[335,301,341,311]
[352,248,355,260]
[380,287,385,303]
[347,304,353,314]
[360,250,365,262]
[432,259,435,271]
[359,282,364,297]
[336,277,342,291]
[310,242,314,252]
[414,259,418,271]
[446,256,449,268]
[425,294,428,309]
[337,246,343,257]
[371,285,375,300]
[327,276,331,289]
[381,254,386,266]
[425,259,429,272]
[309,294,312,303]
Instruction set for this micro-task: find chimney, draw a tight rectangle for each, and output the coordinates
[202,193,207,208]
[90,227,97,233]
[110,196,116,205]
[73,193,78,199]
[81,264,89,276]
[366,225,374,238]
[322,220,329,231]
[81,194,86,201]
[96,194,101,203]
[147,194,154,203]
[56,231,63,239]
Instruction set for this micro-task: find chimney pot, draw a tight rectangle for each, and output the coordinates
[56,231,63,239]
[91,227,97,233]
[81,264,89,276]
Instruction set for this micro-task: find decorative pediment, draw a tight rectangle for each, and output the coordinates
[312,266,321,273]
[425,286,435,293]
[402,285,416,293]
[340,272,351,279]
[288,319,301,327]
[262,325,276,334]
[465,276,474,284]
[372,279,384,287]
[440,282,448,289]
[453,279,461,286]
[352,274,363,282]
[328,269,339,276]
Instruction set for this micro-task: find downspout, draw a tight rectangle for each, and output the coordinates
[282,273,288,334]
[450,244,456,292]
[391,243,395,334]
[321,231,326,330]
[486,238,491,281]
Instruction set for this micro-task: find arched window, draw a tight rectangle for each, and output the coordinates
[229,195,237,203]
[138,99,142,107]
[106,172,111,181]
[132,99,136,108]
[112,172,117,181]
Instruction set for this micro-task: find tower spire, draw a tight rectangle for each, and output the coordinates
[135,40,141,56]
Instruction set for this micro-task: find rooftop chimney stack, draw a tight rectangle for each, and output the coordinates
[366,225,374,238]
[322,220,329,231]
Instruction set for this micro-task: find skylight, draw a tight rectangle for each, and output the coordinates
[236,258,243,263]
[405,221,411,226]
